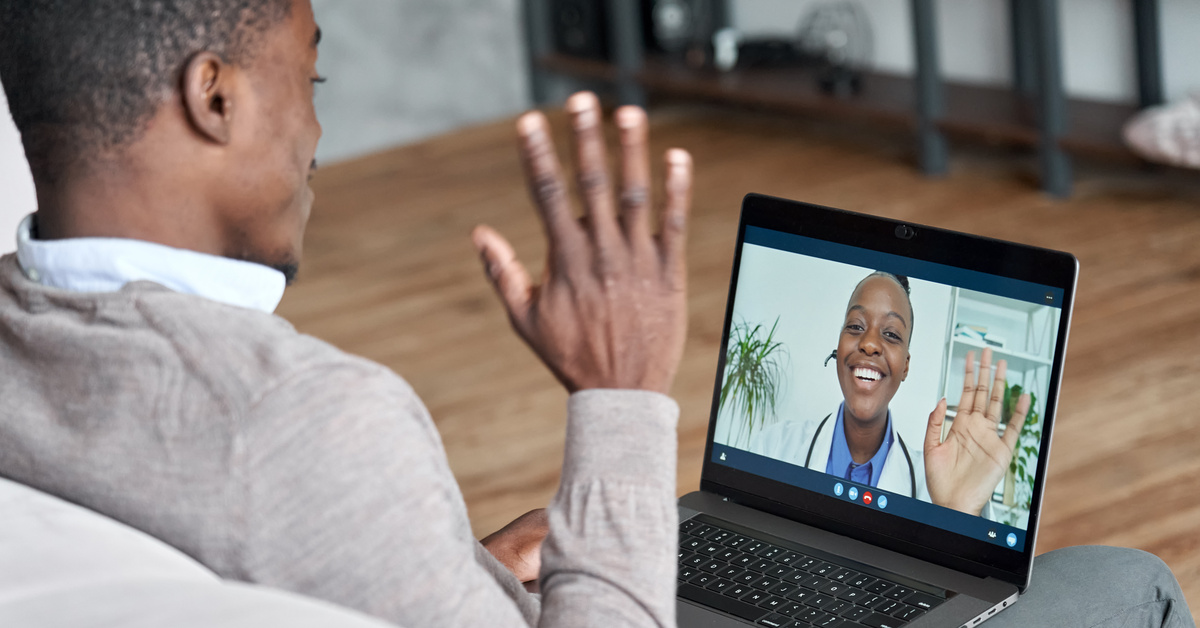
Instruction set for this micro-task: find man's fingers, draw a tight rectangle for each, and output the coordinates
[660,148,693,285]
[615,105,652,246]
[480,508,549,584]
[1002,393,1031,451]
[566,92,621,248]
[472,225,533,329]
[924,397,948,453]
[987,359,1009,425]
[517,111,583,257]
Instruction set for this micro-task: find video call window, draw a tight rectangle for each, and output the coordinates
[714,242,1061,533]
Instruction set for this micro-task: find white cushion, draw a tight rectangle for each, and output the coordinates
[0,580,395,628]
[0,477,216,604]
[0,478,395,627]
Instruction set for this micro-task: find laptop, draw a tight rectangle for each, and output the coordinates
[677,194,1077,628]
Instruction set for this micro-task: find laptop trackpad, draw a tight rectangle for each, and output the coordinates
[677,598,750,627]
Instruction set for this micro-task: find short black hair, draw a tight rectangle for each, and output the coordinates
[0,0,292,179]
[870,271,910,297]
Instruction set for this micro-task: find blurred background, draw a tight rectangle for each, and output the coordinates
[6,0,1200,243]
[2,0,1199,618]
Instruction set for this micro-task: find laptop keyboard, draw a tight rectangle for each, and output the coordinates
[678,516,947,628]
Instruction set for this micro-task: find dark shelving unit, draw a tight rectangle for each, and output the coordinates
[525,0,1165,197]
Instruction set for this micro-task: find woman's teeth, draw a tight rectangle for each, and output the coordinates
[853,367,881,381]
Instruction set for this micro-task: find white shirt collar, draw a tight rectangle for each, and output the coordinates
[15,214,286,313]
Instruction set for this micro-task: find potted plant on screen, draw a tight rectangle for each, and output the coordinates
[719,317,789,449]
[1000,383,1041,526]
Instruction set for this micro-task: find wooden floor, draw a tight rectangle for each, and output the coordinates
[279,104,1200,616]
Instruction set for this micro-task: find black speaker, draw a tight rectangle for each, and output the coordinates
[552,0,609,60]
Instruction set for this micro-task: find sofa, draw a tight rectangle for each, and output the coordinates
[0,476,394,627]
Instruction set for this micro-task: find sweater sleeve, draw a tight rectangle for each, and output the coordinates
[539,390,680,628]
[238,361,679,628]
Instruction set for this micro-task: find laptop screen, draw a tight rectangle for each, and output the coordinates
[703,195,1075,583]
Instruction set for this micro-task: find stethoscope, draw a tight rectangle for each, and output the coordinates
[814,350,918,497]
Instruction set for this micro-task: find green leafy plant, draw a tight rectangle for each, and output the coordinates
[1002,383,1041,515]
[719,317,789,448]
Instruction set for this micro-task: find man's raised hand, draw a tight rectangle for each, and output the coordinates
[471,92,693,395]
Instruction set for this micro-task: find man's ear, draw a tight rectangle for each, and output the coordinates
[182,51,235,145]
[903,352,910,382]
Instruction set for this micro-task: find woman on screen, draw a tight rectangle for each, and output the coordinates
[748,271,1030,517]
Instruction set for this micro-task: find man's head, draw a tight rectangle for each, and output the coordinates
[835,272,913,426]
[0,0,323,282]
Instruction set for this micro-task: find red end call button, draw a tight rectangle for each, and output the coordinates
[862,491,873,505]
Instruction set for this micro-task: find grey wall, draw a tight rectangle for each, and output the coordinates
[731,0,1200,105]
[312,0,532,164]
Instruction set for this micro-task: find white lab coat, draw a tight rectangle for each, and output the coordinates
[746,408,932,502]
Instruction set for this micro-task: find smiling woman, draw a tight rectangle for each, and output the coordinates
[742,269,931,500]
[835,272,914,465]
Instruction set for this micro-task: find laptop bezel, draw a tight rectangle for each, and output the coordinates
[699,194,1077,590]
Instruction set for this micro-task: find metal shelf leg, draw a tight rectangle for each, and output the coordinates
[607,0,646,107]
[911,0,948,177]
[522,0,552,105]
[1133,0,1164,108]
[1010,0,1037,99]
[1034,0,1071,197]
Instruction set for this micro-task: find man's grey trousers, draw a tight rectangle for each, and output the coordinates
[990,546,1193,628]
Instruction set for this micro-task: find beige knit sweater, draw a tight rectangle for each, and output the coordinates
[0,254,679,628]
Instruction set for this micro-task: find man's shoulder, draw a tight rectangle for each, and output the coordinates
[131,286,415,413]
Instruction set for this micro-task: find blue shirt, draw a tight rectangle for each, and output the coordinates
[825,402,893,487]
